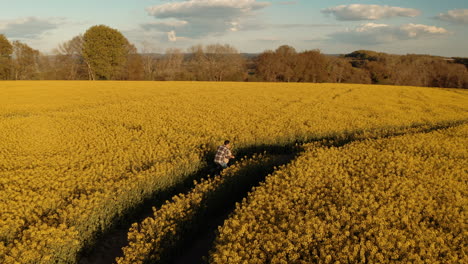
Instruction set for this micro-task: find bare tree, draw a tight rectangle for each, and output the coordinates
[256,45,303,82]
[327,57,346,83]
[256,50,278,82]
[121,42,144,80]
[54,35,86,80]
[295,50,328,83]
[141,41,159,80]
[188,44,246,81]
[155,48,185,81]
[11,41,39,80]
[274,45,297,82]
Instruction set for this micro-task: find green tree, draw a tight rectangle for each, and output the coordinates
[0,34,13,80]
[82,25,129,80]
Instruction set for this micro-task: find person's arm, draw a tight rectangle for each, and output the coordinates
[226,148,235,159]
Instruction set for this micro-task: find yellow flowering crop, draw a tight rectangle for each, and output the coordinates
[117,153,281,264]
[0,81,467,263]
[210,125,468,263]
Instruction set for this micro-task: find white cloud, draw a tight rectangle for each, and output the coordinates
[354,22,389,32]
[322,4,421,21]
[436,9,468,24]
[400,24,448,37]
[168,30,177,42]
[0,17,61,39]
[144,0,270,38]
[329,23,449,45]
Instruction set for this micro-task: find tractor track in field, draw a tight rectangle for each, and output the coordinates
[78,151,297,264]
[78,120,467,264]
[171,154,295,264]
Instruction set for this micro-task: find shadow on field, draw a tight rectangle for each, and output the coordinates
[170,153,297,264]
[77,160,213,264]
[77,119,467,264]
[78,144,301,264]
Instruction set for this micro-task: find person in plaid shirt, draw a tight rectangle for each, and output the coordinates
[214,140,235,169]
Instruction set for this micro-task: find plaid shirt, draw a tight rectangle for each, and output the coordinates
[214,145,231,164]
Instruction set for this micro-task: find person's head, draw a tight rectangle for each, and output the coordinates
[224,140,231,148]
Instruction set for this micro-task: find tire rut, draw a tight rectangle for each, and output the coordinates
[78,120,467,264]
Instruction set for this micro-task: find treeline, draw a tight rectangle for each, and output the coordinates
[1,25,467,88]
[345,50,468,88]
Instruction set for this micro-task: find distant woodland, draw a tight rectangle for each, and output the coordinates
[1,25,467,88]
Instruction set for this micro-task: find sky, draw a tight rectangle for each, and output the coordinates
[0,0,467,57]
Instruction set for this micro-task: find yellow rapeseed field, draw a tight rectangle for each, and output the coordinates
[0,81,467,263]
[116,153,277,264]
[209,125,468,263]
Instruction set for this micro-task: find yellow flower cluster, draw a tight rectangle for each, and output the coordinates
[0,81,467,263]
[209,125,468,263]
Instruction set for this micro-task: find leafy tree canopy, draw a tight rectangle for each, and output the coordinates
[0,34,13,57]
[83,25,130,80]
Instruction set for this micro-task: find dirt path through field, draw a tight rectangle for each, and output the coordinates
[172,154,295,264]
[78,152,296,264]
[78,164,218,264]
[78,121,467,264]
